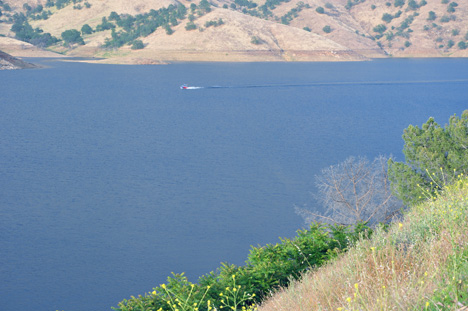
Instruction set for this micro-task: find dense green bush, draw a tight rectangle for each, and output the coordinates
[61,29,84,46]
[81,24,93,35]
[458,41,467,50]
[185,21,197,30]
[382,13,394,23]
[316,6,324,14]
[322,25,332,33]
[113,223,372,311]
[131,40,144,50]
[373,24,387,34]
[388,111,468,206]
[394,0,404,7]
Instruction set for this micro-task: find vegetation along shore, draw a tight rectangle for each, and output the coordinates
[112,111,468,311]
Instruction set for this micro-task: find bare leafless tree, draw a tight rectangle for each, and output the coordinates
[296,155,403,226]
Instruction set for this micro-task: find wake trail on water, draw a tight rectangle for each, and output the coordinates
[181,79,468,90]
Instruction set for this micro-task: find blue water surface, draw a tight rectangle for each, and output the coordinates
[0,58,467,311]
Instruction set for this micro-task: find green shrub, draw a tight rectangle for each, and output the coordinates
[303,26,311,32]
[458,41,467,50]
[440,15,450,23]
[113,223,372,311]
[404,40,411,47]
[322,25,332,33]
[316,6,324,14]
[373,24,387,34]
[80,24,93,35]
[131,40,144,49]
[427,11,436,21]
[185,21,196,30]
[394,0,405,7]
[447,39,454,48]
[452,29,459,36]
[388,111,468,205]
[382,13,394,23]
[61,29,84,46]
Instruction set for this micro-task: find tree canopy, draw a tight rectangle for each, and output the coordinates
[388,110,468,205]
[61,29,85,46]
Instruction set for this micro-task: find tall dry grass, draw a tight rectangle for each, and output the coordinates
[259,177,468,311]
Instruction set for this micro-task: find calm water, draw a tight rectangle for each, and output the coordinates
[1,59,467,311]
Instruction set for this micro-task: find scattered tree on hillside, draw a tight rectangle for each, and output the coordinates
[131,40,144,49]
[199,0,211,13]
[296,156,403,226]
[10,13,59,47]
[394,0,405,7]
[81,24,93,35]
[373,24,387,34]
[388,111,468,205]
[61,29,85,46]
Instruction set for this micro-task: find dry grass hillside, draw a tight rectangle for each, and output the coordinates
[0,0,467,63]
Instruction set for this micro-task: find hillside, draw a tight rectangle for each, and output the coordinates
[0,0,467,63]
[258,177,468,310]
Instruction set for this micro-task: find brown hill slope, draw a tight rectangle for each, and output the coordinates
[0,0,467,63]
[0,49,37,69]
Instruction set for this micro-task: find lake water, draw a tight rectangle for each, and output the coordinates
[1,58,467,311]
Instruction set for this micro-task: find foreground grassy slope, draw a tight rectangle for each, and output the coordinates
[259,177,468,310]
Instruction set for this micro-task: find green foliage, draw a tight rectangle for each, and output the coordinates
[316,6,324,14]
[440,15,450,23]
[10,13,59,47]
[458,41,467,50]
[61,29,84,46]
[280,2,306,25]
[325,3,334,9]
[55,0,71,10]
[404,40,411,47]
[371,4,376,9]
[388,111,468,206]
[447,39,454,48]
[199,0,212,13]
[131,40,144,50]
[303,26,311,32]
[394,0,404,7]
[109,11,120,22]
[452,29,459,36]
[427,11,436,21]
[345,0,366,10]
[235,0,257,9]
[447,2,458,13]
[185,21,197,30]
[322,25,332,33]
[80,24,93,35]
[102,4,187,48]
[204,18,224,28]
[382,13,394,23]
[95,17,115,32]
[407,0,419,9]
[113,223,372,311]
[373,24,387,34]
